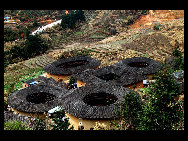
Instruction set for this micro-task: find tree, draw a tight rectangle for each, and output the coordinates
[74,10,85,22]
[4,28,18,41]
[61,13,76,29]
[61,10,85,29]
[140,68,184,130]
[111,91,143,130]
[50,108,74,130]
[172,41,184,70]
[23,35,49,59]
[110,68,184,130]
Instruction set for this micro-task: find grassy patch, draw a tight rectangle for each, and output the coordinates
[74,31,83,35]
[4,67,45,95]
[59,48,101,59]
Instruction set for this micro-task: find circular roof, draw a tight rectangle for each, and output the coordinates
[72,65,147,87]
[58,83,140,119]
[7,84,67,113]
[113,57,162,75]
[43,56,101,75]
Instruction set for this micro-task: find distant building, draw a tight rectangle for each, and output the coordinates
[43,56,101,84]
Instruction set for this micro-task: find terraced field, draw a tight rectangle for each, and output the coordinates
[23,54,55,69]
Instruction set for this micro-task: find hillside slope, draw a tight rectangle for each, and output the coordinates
[47,10,184,67]
[4,10,184,87]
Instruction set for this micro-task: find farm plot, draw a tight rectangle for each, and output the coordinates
[121,32,174,62]
[23,54,55,69]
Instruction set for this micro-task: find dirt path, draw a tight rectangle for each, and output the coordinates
[129,10,184,29]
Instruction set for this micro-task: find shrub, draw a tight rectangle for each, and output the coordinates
[74,10,85,22]
[61,10,85,29]
[23,35,49,59]
[4,120,31,130]
[4,28,18,41]
[153,23,162,30]
[50,108,74,130]
[32,117,47,130]
[121,92,143,130]
[172,41,184,71]
[33,18,39,27]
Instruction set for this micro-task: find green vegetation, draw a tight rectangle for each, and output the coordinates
[24,35,49,59]
[172,41,184,71]
[139,69,184,130]
[59,49,95,59]
[110,68,184,130]
[4,34,49,69]
[61,10,85,29]
[164,41,184,72]
[50,108,74,130]
[32,117,47,130]
[33,18,39,27]
[67,76,76,89]
[74,31,83,35]
[153,23,162,30]
[4,28,19,42]
[110,91,143,130]
[4,120,32,130]
[4,67,44,95]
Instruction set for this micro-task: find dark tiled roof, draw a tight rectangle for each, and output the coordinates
[72,65,147,87]
[34,76,68,89]
[58,83,140,119]
[43,56,101,75]
[7,84,67,113]
[72,69,104,85]
[113,57,162,75]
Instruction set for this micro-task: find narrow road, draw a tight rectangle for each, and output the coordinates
[31,19,62,35]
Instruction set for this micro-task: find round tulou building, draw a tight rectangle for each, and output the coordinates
[72,65,147,89]
[7,83,67,118]
[113,57,162,80]
[43,56,101,83]
[58,83,141,130]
